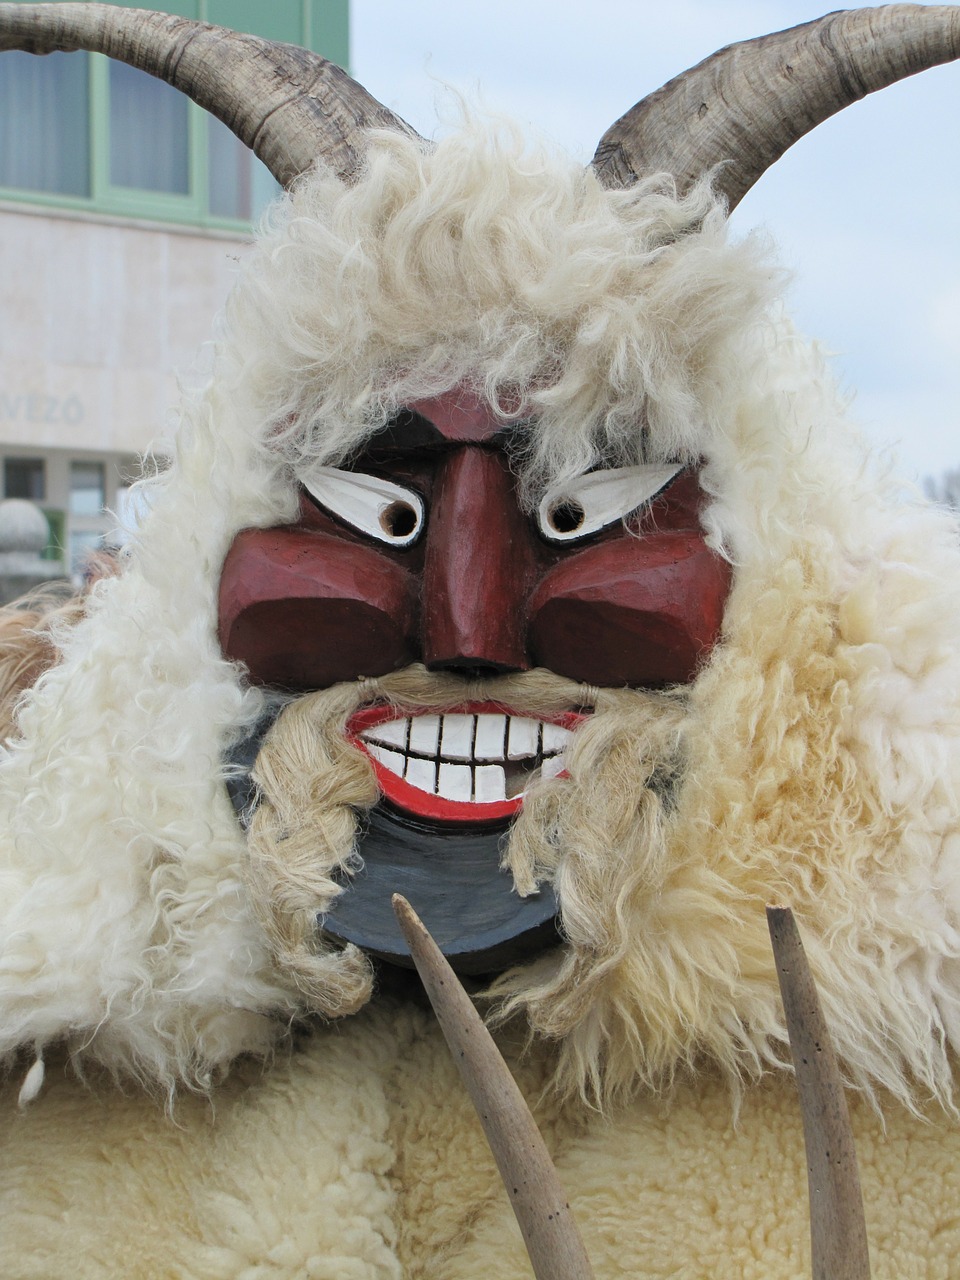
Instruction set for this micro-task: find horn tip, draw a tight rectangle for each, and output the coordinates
[391,892,423,943]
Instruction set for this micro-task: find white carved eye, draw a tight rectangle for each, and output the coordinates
[303,468,425,547]
[536,463,684,544]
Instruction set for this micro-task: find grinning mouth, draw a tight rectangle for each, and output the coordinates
[347,703,584,822]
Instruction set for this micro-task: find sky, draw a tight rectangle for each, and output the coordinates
[350,1,959,487]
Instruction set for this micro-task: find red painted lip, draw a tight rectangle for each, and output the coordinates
[347,701,585,824]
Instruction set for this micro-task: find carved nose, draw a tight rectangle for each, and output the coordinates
[421,448,536,674]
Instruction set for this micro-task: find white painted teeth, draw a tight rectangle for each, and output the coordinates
[360,712,573,803]
[408,714,441,756]
[438,762,472,801]
[474,764,508,803]
[540,755,566,781]
[440,715,473,760]
[542,722,570,754]
[507,717,539,759]
[473,713,506,761]
[370,719,408,749]
[404,756,437,793]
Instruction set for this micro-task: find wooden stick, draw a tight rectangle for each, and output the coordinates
[392,893,595,1280]
[767,904,871,1280]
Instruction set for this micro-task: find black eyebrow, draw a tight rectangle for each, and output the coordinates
[357,409,532,459]
[489,418,534,450]
[359,409,445,457]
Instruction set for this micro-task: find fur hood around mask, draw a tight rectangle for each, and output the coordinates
[0,123,959,1110]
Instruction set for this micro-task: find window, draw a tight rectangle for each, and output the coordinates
[0,51,90,197]
[69,461,106,517]
[0,51,277,227]
[208,115,280,222]
[0,0,348,230]
[109,61,189,195]
[4,457,46,501]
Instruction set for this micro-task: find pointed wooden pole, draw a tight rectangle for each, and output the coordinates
[767,904,871,1280]
[393,893,595,1280]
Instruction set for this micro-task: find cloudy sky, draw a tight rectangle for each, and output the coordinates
[350,1,959,487]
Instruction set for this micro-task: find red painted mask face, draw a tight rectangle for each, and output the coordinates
[219,387,732,971]
[219,387,730,693]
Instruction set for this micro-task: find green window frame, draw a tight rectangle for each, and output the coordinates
[0,0,349,230]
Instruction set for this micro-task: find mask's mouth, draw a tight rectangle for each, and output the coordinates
[347,702,585,823]
[229,672,595,977]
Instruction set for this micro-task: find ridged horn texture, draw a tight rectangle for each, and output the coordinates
[593,5,960,211]
[767,906,871,1280]
[0,2,423,186]
[392,895,596,1280]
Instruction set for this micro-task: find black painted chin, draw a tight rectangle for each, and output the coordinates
[321,803,559,976]
[225,702,560,978]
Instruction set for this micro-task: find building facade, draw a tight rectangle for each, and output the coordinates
[0,0,349,578]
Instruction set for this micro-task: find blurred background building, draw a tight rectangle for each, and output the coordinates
[0,0,349,587]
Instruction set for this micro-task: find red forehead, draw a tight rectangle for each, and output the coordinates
[407,388,502,443]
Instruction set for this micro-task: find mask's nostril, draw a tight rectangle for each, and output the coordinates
[425,658,524,679]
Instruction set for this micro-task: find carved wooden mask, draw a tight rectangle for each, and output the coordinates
[219,387,730,693]
[217,386,730,972]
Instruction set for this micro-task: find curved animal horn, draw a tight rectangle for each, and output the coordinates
[593,5,960,211]
[0,2,423,187]
[767,905,871,1280]
[393,895,596,1280]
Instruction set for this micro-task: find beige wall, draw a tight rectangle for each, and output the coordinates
[0,201,250,456]
[0,201,253,577]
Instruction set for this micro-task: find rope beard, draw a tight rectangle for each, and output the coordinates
[244,664,688,1022]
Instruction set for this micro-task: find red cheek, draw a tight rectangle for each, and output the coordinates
[218,528,419,689]
[527,532,732,687]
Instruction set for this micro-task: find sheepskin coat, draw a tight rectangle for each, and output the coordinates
[2,1008,959,1279]
[1,126,959,1275]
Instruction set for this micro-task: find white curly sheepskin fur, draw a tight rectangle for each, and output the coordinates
[1,123,959,1119]
[3,1011,959,1279]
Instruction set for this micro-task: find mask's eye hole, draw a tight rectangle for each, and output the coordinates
[544,499,586,536]
[380,500,419,539]
[537,463,683,544]
[302,468,425,547]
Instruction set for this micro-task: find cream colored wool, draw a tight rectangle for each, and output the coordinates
[0,120,957,1125]
[0,1003,958,1279]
